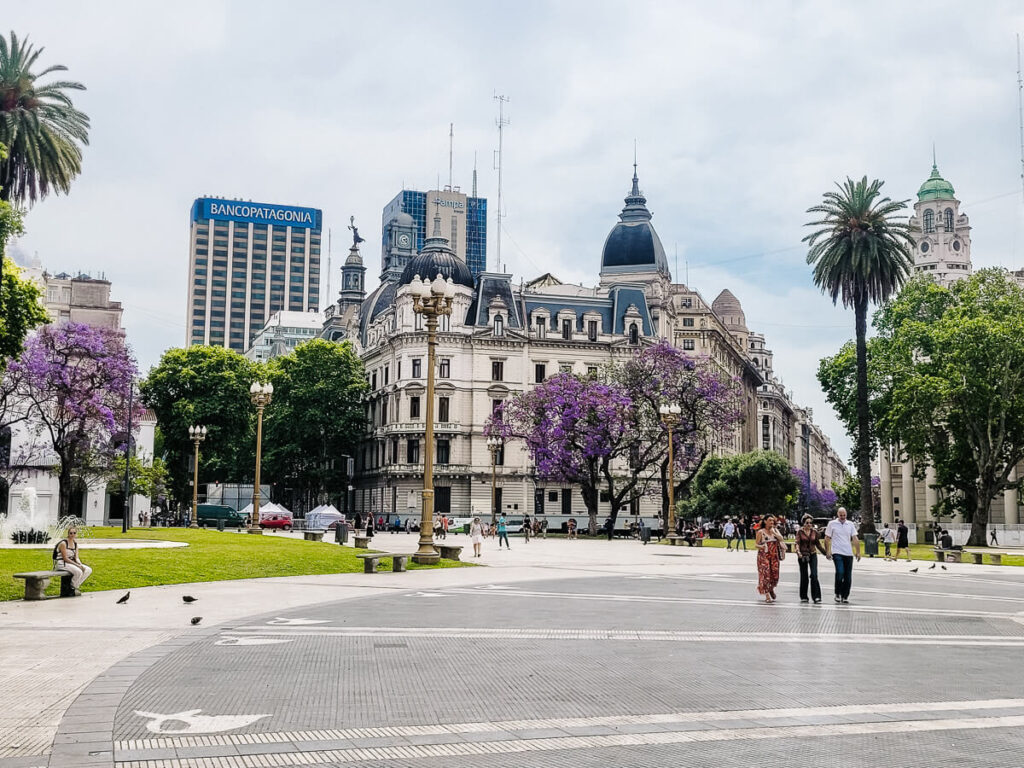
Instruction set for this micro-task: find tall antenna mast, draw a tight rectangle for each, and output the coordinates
[494,93,510,271]
[472,151,478,198]
[326,228,332,310]
[1018,34,1024,203]
[448,122,454,190]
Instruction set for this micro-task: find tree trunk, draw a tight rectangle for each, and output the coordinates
[854,293,875,534]
[967,488,991,546]
[660,462,669,535]
[57,460,73,519]
[581,484,599,535]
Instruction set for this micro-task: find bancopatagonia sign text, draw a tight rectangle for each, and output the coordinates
[433,197,465,210]
[200,199,321,229]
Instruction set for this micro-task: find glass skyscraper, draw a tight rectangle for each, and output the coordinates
[381,188,487,278]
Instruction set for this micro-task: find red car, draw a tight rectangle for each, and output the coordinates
[260,513,293,531]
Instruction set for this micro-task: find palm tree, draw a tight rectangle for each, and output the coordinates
[804,176,914,534]
[0,31,89,206]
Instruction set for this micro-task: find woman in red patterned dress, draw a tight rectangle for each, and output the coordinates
[756,515,785,603]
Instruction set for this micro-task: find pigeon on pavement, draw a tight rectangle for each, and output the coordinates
[909,567,918,573]
[929,564,936,569]
[941,565,947,570]
[116,592,131,604]
[182,595,197,603]
[191,617,202,625]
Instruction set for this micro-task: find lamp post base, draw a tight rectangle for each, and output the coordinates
[189,522,199,529]
[412,551,440,565]
[246,526,264,535]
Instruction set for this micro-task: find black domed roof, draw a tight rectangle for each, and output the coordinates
[600,168,670,276]
[400,250,475,289]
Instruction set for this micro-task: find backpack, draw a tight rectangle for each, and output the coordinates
[52,538,69,562]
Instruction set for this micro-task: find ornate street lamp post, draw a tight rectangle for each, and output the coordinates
[487,436,503,526]
[249,381,274,534]
[188,425,207,529]
[659,403,682,536]
[409,273,455,564]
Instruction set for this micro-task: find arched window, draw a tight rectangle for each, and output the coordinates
[944,208,954,232]
[628,323,639,345]
[494,315,504,337]
[923,209,935,234]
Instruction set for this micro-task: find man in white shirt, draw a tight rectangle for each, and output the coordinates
[723,519,736,550]
[825,507,861,604]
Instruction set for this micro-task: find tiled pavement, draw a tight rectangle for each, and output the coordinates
[4,536,1024,767]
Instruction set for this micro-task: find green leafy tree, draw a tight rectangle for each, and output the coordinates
[0,32,89,206]
[804,176,914,533]
[141,346,258,507]
[109,454,169,501]
[684,451,799,522]
[873,271,1024,545]
[262,339,367,511]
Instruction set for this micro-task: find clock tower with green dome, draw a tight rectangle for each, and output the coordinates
[908,158,972,287]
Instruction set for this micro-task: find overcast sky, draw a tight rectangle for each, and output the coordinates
[8,1,1024,463]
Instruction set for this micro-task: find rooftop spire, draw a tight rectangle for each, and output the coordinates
[631,139,640,196]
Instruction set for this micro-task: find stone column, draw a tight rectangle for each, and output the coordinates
[925,464,939,522]
[1005,467,1019,526]
[879,448,894,525]
[901,455,917,524]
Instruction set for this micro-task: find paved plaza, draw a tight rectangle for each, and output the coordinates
[3,534,1024,767]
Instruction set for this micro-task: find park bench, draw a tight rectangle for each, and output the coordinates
[356,552,411,573]
[435,543,464,561]
[666,536,702,547]
[353,535,370,549]
[13,570,74,601]
[303,530,325,542]
[933,548,962,563]
[962,548,1020,566]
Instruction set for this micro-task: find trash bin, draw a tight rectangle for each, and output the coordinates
[335,524,348,545]
[216,518,225,532]
[863,532,879,557]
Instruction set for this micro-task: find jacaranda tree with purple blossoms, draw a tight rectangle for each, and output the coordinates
[615,341,745,533]
[7,322,137,516]
[489,373,631,534]
[490,341,745,535]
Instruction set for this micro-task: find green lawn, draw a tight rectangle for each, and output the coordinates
[0,527,468,601]
[684,537,1024,566]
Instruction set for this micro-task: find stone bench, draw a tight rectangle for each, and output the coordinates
[963,549,1006,565]
[353,535,370,549]
[933,548,962,563]
[666,536,702,547]
[356,552,411,573]
[435,543,464,561]
[303,530,325,542]
[14,570,74,601]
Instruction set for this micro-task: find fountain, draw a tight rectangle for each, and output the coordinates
[0,487,87,545]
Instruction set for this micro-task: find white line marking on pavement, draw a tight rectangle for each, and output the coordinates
[448,585,1024,620]
[113,712,1024,766]
[224,626,1024,647]
[266,617,329,625]
[214,636,294,646]
[114,697,1024,752]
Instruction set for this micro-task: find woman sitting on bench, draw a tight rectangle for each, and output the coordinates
[53,527,91,594]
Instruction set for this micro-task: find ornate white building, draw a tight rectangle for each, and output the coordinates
[323,169,846,526]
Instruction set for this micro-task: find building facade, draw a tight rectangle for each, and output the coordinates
[187,197,323,352]
[908,162,972,286]
[21,257,123,330]
[382,187,487,278]
[326,169,845,527]
[245,310,325,362]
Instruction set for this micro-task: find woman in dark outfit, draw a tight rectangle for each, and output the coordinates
[796,515,827,604]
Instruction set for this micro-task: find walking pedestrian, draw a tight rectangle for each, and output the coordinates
[540,517,548,539]
[879,523,896,560]
[567,518,577,540]
[796,515,826,604]
[895,519,911,562]
[638,517,650,545]
[756,515,785,603]
[825,507,860,604]
[470,517,483,558]
[522,514,531,543]
[735,518,748,551]
[604,517,614,541]
[440,514,449,540]
[723,518,736,550]
[496,514,510,549]
[990,528,999,546]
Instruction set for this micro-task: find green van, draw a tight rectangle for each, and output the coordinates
[196,503,247,529]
